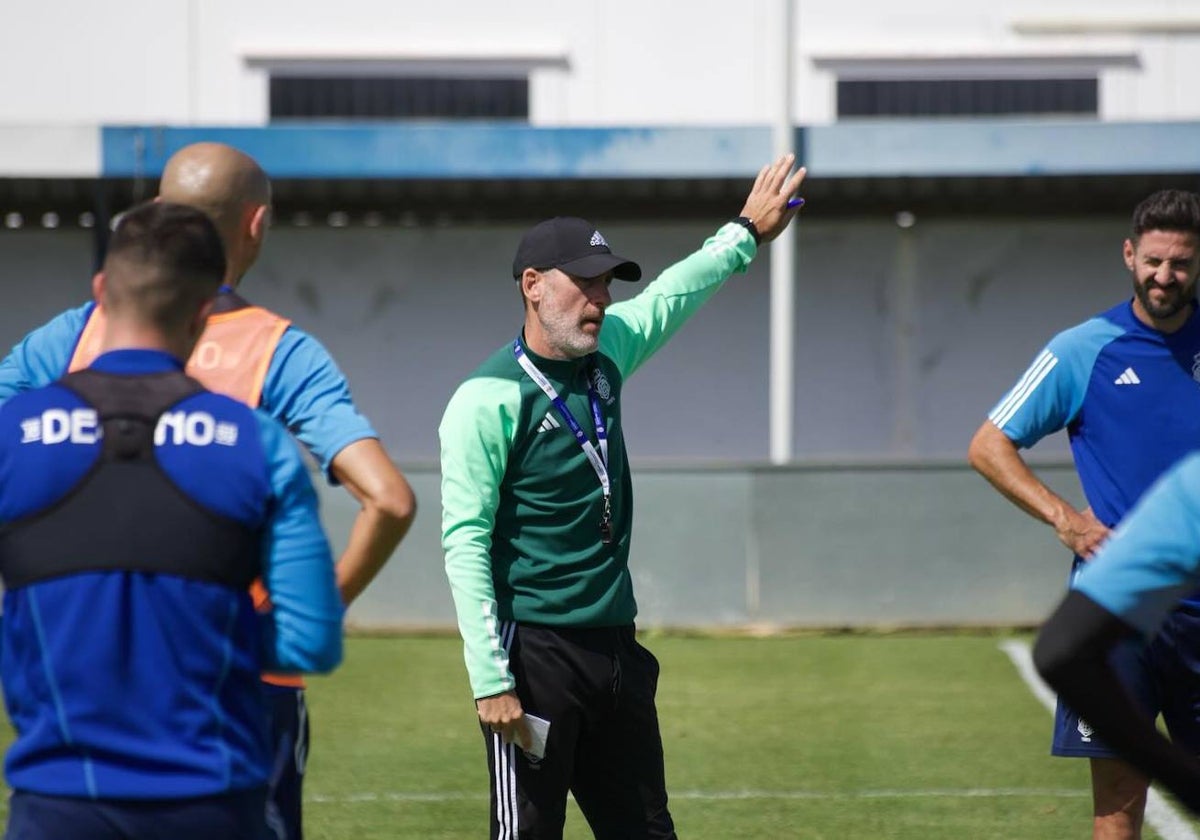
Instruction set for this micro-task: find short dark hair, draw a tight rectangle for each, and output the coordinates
[102,201,226,331]
[1131,190,1200,242]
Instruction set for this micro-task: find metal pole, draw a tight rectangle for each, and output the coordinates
[769,0,796,464]
[892,215,918,454]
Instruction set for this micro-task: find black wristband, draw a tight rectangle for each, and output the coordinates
[731,216,761,246]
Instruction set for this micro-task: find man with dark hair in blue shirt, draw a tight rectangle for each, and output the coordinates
[969,189,1200,839]
[0,200,344,840]
[0,142,416,840]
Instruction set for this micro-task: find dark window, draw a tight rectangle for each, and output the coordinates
[270,76,529,120]
[837,78,1098,118]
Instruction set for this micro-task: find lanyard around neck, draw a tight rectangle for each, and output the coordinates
[512,339,609,481]
[513,339,614,542]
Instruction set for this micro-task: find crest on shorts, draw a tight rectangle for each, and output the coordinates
[1077,718,1094,742]
[591,368,613,404]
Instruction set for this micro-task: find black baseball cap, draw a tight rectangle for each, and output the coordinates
[511,217,642,282]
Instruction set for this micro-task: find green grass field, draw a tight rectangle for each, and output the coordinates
[1,633,1196,838]
[297,633,1193,839]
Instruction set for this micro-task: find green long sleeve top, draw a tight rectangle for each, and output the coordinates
[439,222,757,698]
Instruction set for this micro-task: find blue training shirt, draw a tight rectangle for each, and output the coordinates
[0,299,376,477]
[0,350,344,799]
[989,299,1200,598]
[1075,451,1200,637]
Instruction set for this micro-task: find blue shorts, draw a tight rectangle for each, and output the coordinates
[263,684,309,840]
[5,788,267,840]
[1052,604,1200,758]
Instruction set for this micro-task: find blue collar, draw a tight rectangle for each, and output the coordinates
[89,349,186,375]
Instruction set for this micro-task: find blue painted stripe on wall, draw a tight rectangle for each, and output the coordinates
[806,119,1200,177]
[101,121,1200,180]
[101,124,775,179]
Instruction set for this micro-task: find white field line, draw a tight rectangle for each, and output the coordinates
[1000,640,1200,840]
[307,787,1088,805]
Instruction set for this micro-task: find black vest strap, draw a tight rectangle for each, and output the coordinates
[0,369,262,591]
[66,368,206,460]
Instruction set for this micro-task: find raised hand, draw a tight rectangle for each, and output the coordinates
[738,153,808,244]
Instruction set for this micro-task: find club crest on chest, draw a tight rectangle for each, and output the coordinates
[591,368,613,404]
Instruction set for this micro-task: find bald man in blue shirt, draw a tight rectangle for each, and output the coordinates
[0,201,343,840]
[0,142,416,840]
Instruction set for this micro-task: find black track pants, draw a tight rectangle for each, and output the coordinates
[482,622,678,840]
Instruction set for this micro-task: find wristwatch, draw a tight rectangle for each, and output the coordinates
[731,216,761,246]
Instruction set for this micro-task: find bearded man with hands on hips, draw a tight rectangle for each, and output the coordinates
[969,189,1200,840]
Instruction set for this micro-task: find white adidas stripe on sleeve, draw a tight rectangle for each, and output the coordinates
[989,350,1059,429]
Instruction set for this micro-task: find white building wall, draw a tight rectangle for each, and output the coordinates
[1,1,191,123]
[3,0,1200,127]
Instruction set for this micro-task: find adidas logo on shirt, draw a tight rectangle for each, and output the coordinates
[536,413,561,433]
[1114,367,1141,386]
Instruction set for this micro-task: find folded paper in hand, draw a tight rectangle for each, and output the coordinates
[522,714,551,760]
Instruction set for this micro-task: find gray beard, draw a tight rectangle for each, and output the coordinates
[539,314,598,359]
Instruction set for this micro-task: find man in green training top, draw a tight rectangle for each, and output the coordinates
[439,154,806,839]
